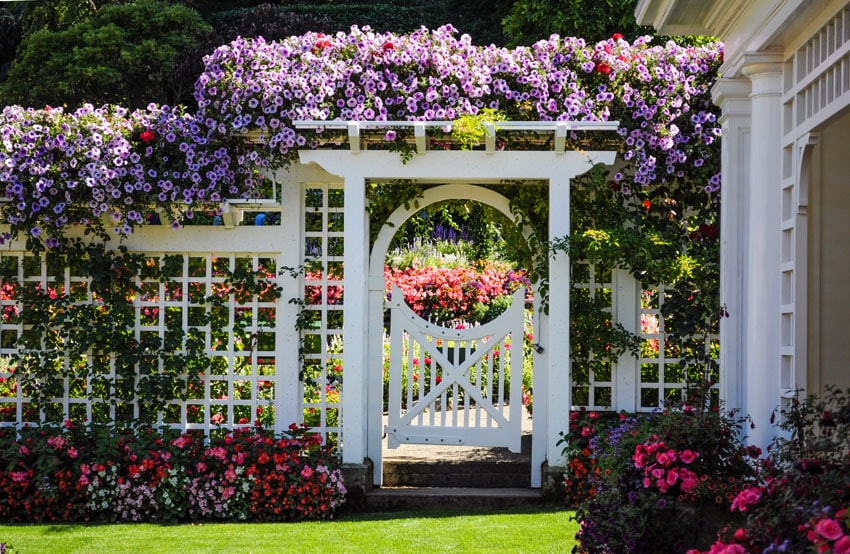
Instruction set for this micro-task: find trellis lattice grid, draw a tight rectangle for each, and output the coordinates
[0,251,282,433]
[300,184,344,443]
[638,283,719,410]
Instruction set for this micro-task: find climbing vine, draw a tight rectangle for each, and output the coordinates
[1,239,281,425]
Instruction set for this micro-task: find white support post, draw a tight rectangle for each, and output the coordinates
[547,175,571,467]
[741,55,783,449]
[531,296,547,488]
[342,174,369,464]
[276,170,302,433]
[614,269,639,412]
[711,78,752,422]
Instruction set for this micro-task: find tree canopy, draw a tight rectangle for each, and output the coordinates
[1,1,211,109]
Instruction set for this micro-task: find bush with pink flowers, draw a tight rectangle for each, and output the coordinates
[567,386,756,553]
[688,386,850,554]
[0,421,345,523]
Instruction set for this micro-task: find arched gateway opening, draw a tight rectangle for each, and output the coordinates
[297,120,618,491]
[371,186,534,484]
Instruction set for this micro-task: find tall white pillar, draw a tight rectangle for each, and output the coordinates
[741,54,784,448]
[342,174,369,463]
[547,175,571,466]
[276,169,303,433]
[711,78,752,425]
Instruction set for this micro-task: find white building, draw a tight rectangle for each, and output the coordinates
[637,0,850,446]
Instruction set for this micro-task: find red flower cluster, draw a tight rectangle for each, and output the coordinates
[634,435,701,498]
[0,423,345,523]
[385,265,529,324]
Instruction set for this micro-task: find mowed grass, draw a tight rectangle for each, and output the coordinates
[0,507,577,554]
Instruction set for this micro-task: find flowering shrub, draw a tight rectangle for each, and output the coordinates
[0,104,264,250]
[568,388,755,553]
[195,26,721,197]
[386,264,530,325]
[0,421,345,523]
[688,386,850,554]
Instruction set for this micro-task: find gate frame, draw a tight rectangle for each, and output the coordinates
[299,147,616,488]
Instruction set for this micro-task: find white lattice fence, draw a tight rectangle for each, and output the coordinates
[568,263,720,412]
[299,184,344,444]
[0,248,286,432]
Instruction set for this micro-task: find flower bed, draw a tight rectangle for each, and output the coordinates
[567,386,850,554]
[564,388,756,553]
[0,422,345,523]
[687,386,850,554]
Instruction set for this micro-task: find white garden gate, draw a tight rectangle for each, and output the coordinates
[386,285,526,452]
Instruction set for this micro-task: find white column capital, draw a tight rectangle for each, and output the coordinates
[711,78,752,117]
[740,52,784,97]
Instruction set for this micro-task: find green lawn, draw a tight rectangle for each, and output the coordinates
[0,507,577,554]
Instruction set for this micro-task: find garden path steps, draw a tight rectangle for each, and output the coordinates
[365,407,545,512]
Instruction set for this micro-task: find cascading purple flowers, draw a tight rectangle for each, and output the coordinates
[195,25,722,190]
[0,104,263,247]
[0,26,723,247]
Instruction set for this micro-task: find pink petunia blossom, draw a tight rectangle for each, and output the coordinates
[816,518,845,542]
[680,449,699,464]
[834,536,850,554]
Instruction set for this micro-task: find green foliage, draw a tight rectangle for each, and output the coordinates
[2,241,281,425]
[503,0,655,46]
[1,0,211,109]
[450,108,507,150]
[566,389,755,553]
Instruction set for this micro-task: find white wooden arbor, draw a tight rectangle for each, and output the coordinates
[296,120,618,487]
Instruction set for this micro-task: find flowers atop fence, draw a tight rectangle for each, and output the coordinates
[195,25,721,191]
[0,421,345,523]
[1,27,721,251]
[0,104,264,250]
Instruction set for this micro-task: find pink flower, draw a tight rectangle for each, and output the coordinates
[11,471,28,482]
[815,518,845,541]
[656,450,675,467]
[67,446,78,459]
[47,435,65,450]
[665,467,680,486]
[222,486,235,500]
[680,449,699,464]
[301,466,314,479]
[834,536,850,554]
[731,487,762,512]
[78,475,89,486]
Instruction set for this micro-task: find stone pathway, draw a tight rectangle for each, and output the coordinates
[381,405,533,463]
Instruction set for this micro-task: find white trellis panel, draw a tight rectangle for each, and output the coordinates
[386,285,525,452]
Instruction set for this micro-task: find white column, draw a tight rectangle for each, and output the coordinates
[711,77,752,425]
[276,169,303,433]
[547,175,571,466]
[614,269,638,412]
[342,174,369,463]
[741,55,784,448]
